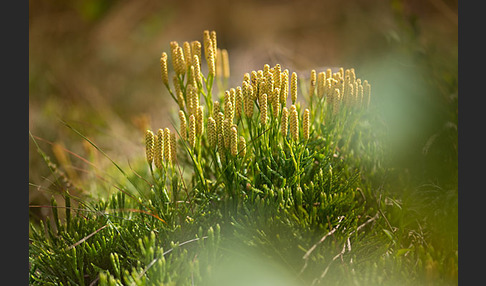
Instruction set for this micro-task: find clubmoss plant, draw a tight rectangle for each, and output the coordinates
[141,31,380,275]
[30,30,455,286]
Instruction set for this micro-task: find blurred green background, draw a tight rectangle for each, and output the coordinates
[29,0,457,234]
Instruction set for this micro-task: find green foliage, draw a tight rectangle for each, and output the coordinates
[29,31,457,285]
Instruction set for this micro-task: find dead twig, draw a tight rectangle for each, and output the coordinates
[310,213,380,285]
[66,224,108,250]
[299,216,345,275]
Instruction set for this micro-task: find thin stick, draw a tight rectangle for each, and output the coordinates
[302,216,345,260]
[310,213,380,285]
[66,224,108,250]
[138,236,208,279]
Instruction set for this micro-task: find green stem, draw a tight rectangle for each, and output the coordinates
[284,137,300,186]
